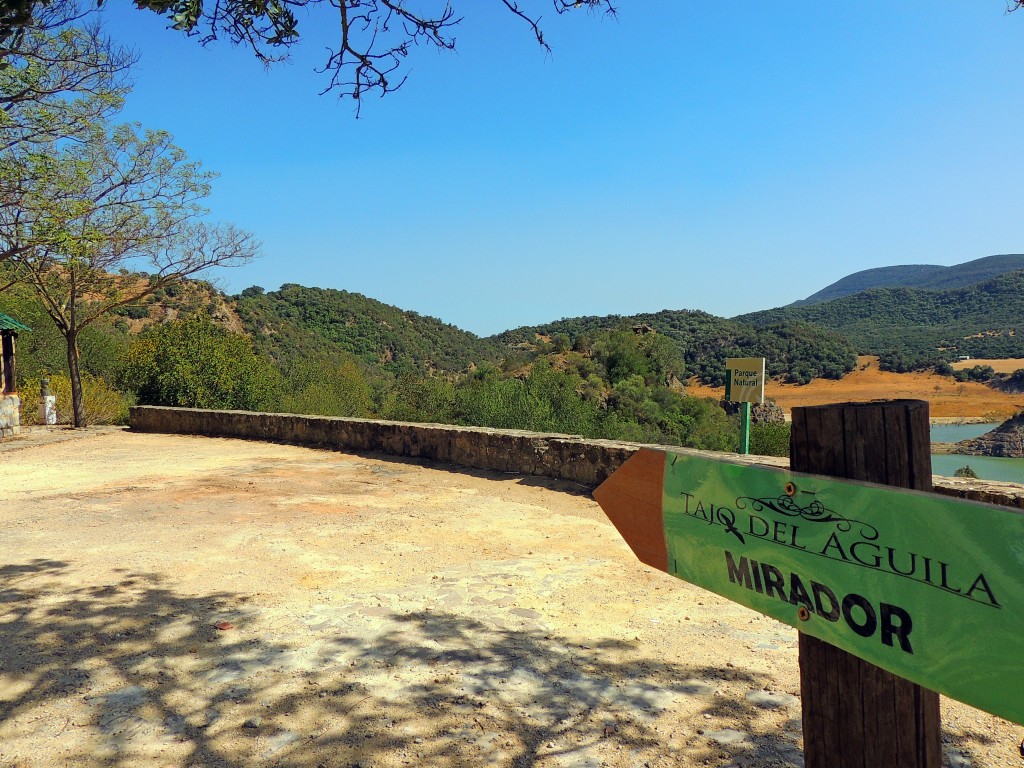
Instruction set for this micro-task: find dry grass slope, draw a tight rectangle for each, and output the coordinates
[687,357,1024,419]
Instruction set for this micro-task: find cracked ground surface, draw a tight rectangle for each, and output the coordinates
[1,428,1021,767]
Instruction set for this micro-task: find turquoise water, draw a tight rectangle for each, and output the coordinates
[930,422,998,443]
[929,423,1024,483]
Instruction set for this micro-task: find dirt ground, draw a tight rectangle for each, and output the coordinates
[951,359,1024,374]
[687,357,1024,420]
[1,428,1022,768]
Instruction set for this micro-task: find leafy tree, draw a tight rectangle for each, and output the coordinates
[676,397,737,452]
[277,353,374,418]
[591,327,684,387]
[1,0,616,111]
[595,331,654,385]
[380,372,457,424]
[550,332,570,354]
[954,465,979,479]
[0,271,128,384]
[572,333,593,354]
[455,375,535,431]
[121,313,279,411]
[520,361,600,436]
[1,9,135,265]
[1,70,258,425]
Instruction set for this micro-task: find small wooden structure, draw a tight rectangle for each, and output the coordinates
[0,310,30,437]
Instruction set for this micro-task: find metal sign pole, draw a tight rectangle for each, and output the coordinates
[739,401,751,455]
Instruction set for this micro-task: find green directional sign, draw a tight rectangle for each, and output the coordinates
[658,451,1024,725]
[594,446,1024,727]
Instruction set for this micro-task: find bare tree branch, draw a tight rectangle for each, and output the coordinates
[1,0,617,111]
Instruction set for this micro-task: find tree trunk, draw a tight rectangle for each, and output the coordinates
[65,329,86,427]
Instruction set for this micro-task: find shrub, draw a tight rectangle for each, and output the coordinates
[19,374,131,426]
[954,465,979,479]
[750,422,791,457]
[121,314,281,411]
[381,374,457,424]
[119,304,150,320]
[278,358,374,418]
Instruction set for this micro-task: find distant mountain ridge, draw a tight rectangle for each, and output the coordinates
[792,254,1024,306]
[215,253,1024,383]
[229,288,857,386]
[234,283,503,372]
[496,310,857,385]
[740,269,1024,369]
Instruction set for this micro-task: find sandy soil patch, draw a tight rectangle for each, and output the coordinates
[1,429,1021,767]
[688,357,1024,419]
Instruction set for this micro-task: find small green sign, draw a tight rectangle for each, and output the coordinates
[662,452,1024,726]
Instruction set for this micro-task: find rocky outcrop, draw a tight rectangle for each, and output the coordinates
[719,400,786,424]
[988,371,1024,394]
[954,412,1024,458]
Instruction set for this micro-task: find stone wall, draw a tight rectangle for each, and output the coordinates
[0,394,20,438]
[129,406,786,488]
[129,406,1024,510]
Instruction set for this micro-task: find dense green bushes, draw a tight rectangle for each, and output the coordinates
[498,312,857,386]
[141,313,746,452]
[121,314,280,411]
[276,354,375,418]
[742,271,1024,371]
[750,422,791,458]
[19,374,131,426]
[1,283,789,457]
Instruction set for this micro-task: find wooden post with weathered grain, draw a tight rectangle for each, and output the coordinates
[790,400,941,768]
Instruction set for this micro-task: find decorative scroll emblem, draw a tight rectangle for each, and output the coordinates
[735,494,880,541]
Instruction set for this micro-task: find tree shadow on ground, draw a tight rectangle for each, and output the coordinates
[1,558,1004,767]
[0,558,288,766]
[0,558,803,767]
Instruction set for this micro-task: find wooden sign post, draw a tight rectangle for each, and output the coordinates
[595,399,1024,765]
[791,400,939,768]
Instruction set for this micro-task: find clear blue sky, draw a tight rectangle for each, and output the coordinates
[99,2,1024,336]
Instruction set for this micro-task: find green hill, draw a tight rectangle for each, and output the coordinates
[233,283,503,373]
[494,310,857,386]
[793,254,1024,306]
[741,270,1024,369]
